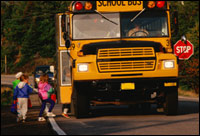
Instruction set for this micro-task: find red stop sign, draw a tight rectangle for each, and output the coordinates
[173,40,194,60]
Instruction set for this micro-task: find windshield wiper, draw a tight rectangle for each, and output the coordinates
[94,10,118,25]
[130,8,146,22]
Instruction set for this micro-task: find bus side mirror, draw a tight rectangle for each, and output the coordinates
[173,11,179,35]
[61,14,71,49]
[61,15,66,33]
[61,14,68,41]
[65,39,71,49]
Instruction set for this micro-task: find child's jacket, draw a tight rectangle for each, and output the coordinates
[13,82,33,100]
[38,82,54,100]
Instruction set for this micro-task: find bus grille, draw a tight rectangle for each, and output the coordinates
[97,47,156,72]
[98,47,155,59]
[98,60,155,72]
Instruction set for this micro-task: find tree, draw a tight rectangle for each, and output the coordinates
[169,1,199,93]
[1,1,71,73]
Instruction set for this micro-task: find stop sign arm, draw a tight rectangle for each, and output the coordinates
[174,40,194,60]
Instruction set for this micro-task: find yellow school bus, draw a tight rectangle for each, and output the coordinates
[55,1,178,118]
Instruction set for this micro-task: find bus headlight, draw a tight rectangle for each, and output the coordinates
[78,63,89,72]
[163,60,175,69]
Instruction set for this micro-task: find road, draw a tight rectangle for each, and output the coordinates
[52,96,199,135]
[1,74,34,86]
[1,74,199,135]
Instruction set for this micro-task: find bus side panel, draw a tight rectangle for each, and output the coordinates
[60,86,72,104]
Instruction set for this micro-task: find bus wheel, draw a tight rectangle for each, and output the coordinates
[163,87,178,115]
[73,86,89,119]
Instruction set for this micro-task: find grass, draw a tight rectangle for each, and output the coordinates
[1,87,13,106]
[178,88,199,98]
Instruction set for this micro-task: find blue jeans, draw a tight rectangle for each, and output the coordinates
[39,98,55,117]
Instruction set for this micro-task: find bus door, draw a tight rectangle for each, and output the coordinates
[55,14,72,104]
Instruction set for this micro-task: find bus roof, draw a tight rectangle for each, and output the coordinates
[68,1,168,13]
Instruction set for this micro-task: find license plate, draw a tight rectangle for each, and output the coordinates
[121,83,135,90]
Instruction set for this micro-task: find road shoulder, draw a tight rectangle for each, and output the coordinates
[1,94,57,135]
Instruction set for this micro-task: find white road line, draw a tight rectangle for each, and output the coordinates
[46,107,67,135]
[48,117,67,135]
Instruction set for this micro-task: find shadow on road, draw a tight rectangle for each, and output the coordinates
[89,104,162,118]
[64,100,199,135]
[88,99,199,118]
[178,100,199,115]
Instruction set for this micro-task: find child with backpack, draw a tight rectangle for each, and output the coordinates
[38,74,56,121]
[13,74,33,122]
[12,72,23,93]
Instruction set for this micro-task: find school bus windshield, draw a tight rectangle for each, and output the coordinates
[72,11,168,40]
[73,13,120,40]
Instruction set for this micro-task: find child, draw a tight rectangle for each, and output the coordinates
[11,72,23,114]
[12,72,23,93]
[13,74,33,122]
[38,74,56,121]
[62,104,70,118]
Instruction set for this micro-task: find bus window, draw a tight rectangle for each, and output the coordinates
[60,51,71,86]
[121,11,168,38]
[73,13,120,40]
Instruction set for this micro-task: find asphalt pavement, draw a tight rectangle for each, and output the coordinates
[1,93,57,135]
[1,74,199,135]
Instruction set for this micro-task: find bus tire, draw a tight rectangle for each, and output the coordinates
[163,87,178,115]
[73,86,89,119]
